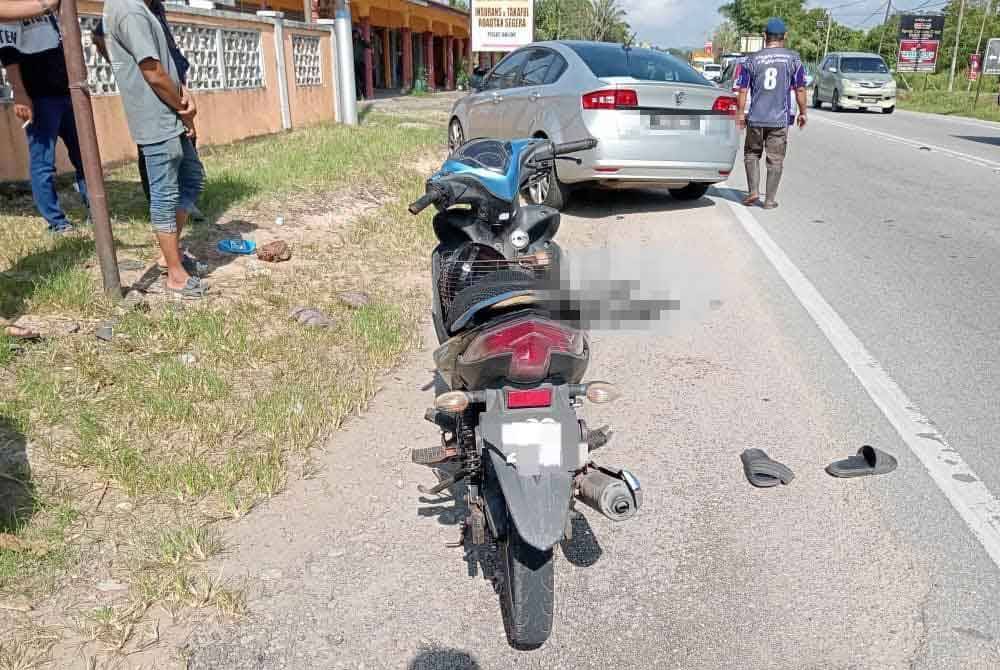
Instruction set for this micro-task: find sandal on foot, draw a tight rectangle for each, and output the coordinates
[158,253,207,277]
[742,194,760,207]
[165,277,207,299]
[762,201,779,210]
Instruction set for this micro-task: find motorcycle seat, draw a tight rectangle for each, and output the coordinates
[446,269,545,334]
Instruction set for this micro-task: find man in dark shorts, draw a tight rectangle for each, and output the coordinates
[736,17,808,210]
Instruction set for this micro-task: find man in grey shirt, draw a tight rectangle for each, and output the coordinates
[104,0,206,297]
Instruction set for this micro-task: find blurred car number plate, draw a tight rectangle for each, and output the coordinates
[650,114,697,131]
[503,421,562,476]
[860,96,879,104]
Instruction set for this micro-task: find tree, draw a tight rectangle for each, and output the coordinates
[534,0,631,43]
[588,0,627,42]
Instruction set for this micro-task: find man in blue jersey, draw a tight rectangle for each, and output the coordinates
[736,18,808,210]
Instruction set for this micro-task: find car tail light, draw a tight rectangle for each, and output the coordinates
[713,96,739,116]
[582,89,638,110]
[506,388,553,409]
[462,317,585,383]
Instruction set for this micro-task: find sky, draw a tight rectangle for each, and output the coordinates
[619,0,945,49]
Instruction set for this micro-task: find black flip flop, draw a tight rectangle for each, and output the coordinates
[826,445,897,478]
[740,449,795,488]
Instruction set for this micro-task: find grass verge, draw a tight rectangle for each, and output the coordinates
[0,110,444,662]
[895,73,1000,123]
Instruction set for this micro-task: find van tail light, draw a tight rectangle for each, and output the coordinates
[506,388,553,409]
[462,318,585,383]
[582,89,638,110]
[713,96,739,116]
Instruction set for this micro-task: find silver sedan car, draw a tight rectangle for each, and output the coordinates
[449,41,740,209]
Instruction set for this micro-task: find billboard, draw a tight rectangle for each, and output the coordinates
[470,0,534,53]
[897,39,940,73]
[898,14,945,42]
[985,38,1000,76]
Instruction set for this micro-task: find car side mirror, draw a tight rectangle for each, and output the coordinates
[470,74,484,91]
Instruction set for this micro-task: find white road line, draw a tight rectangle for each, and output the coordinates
[721,191,1000,569]
[813,115,1000,170]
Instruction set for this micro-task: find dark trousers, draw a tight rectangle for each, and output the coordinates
[138,137,198,203]
[26,96,89,230]
[744,125,788,201]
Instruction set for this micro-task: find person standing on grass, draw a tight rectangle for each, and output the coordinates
[103,0,206,298]
[735,17,808,210]
[1,8,90,234]
[92,0,204,221]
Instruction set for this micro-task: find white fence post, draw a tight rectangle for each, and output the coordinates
[258,10,292,131]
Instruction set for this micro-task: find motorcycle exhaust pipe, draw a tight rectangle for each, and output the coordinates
[576,465,642,522]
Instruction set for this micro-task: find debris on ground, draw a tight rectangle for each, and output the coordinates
[338,291,371,309]
[257,240,292,263]
[178,353,197,365]
[95,320,117,342]
[217,239,257,255]
[121,289,148,311]
[289,306,335,328]
[117,258,146,272]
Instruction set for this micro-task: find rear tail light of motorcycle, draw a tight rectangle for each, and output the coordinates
[462,317,585,383]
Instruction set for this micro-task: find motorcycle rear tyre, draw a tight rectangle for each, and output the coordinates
[499,525,554,650]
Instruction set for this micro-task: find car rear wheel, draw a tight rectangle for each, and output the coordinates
[831,89,842,112]
[883,105,895,115]
[668,183,711,201]
[448,118,465,153]
[812,86,822,109]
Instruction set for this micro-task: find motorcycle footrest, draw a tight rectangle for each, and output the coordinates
[411,445,451,465]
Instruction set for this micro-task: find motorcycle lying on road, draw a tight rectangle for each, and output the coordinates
[408,136,642,650]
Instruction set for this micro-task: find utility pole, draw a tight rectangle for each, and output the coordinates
[877,0,892,56]
[58,0,121,299]
[968,0,994,92]
[823,9,832,59]
[947,0,966,92]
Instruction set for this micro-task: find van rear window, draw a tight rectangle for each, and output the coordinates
[567,43,710,86]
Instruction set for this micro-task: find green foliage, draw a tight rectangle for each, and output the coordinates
[535,0,631,43]
[717,0,1000,76]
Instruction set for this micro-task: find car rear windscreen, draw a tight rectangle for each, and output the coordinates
[567,43,710,85]
[840,57,889,74]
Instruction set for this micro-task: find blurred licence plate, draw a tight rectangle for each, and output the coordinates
[650,114,699,131]
[860,96,879,104]
[502,421,562,476]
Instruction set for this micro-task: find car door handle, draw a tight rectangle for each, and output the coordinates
[492,93,503,104]
[530,91,541,101]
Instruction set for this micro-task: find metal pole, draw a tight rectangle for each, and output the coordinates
[947,0,967,92]
[823,10,832,59]
[877,0,892,56]
[968,0,993,92]
[334,0,358,125]
[58,0,121,299]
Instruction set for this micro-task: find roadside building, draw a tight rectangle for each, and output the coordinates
[271,0,477,98]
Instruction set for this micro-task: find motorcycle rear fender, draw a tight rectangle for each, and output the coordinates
[478,386,584,551]
[485,450,573,551]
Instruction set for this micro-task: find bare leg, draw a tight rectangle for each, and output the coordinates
[156,209,188,268]
[157,230,191,290]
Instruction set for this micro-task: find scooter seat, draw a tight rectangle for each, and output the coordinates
[446,269,543,334]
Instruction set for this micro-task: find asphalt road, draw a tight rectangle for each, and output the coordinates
[183,108,1000,669]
